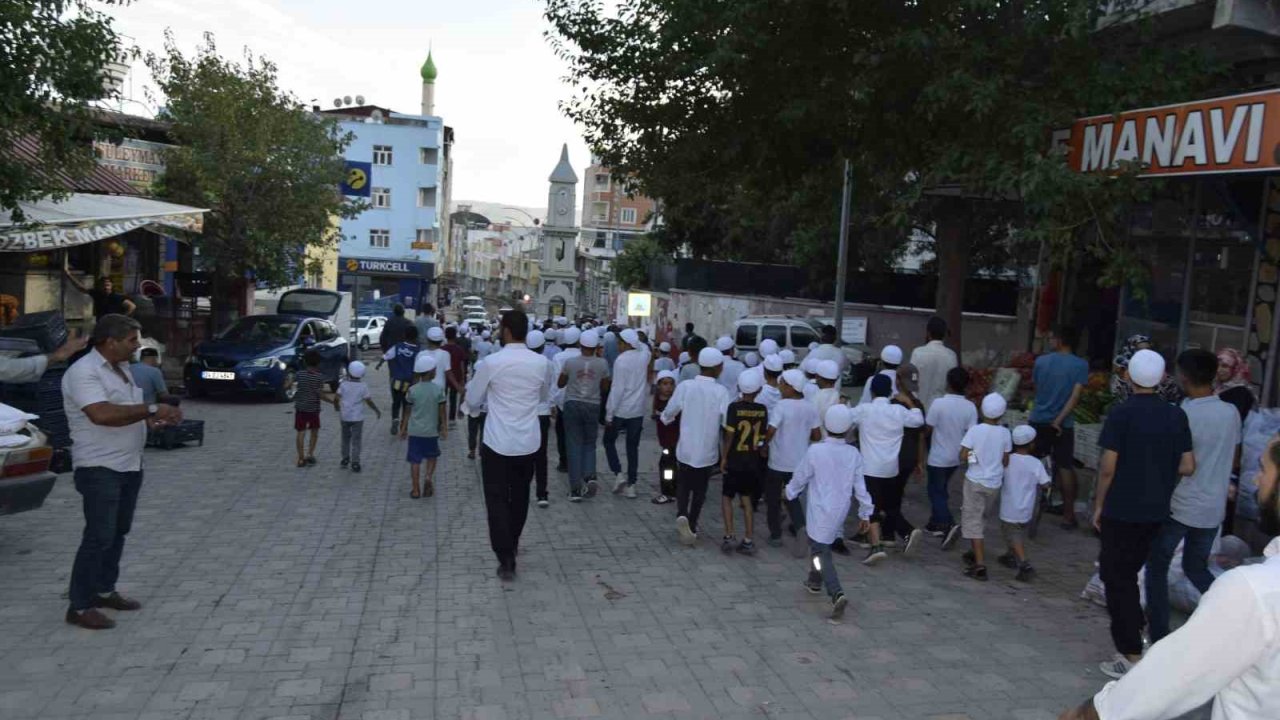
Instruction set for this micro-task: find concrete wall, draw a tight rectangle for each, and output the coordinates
[646,287,1032,368]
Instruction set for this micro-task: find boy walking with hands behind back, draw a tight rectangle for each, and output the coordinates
[997,425,1051,581]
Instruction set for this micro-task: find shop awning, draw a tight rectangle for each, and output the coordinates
[0,193,207,253]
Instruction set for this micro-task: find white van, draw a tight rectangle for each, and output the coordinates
[731,316,820,358]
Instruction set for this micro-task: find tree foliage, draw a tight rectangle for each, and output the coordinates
[543,0,1220,297]
[147,33,363,312]
[612,234,668,289]
[1,0,124,222]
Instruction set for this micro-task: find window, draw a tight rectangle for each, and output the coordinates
[417,187,437,207]
[314,322,337,342]
[790,324,817,349]
[735,325,758,347]
[372,145,393,165]
[371,187,391,208]
[592,202,608,223]
[419,147,438,165]
[619,207,637,225]
[593,231,607,249]
[415,228,435,247]
[761,324,788,347]
[595,173,610,189]
[369,229,390,248]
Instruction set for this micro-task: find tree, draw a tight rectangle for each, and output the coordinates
[612,234,668,289]
[544,0,1219,351]
[146,33,363,324]
[1,0,123,222]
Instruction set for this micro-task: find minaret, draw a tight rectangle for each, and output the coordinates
[419,50,437,116]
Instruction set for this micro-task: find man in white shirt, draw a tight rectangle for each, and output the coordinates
[858,345,902,405]
[849,374,925,561]
[62,314,182,630]
[910,317,958,411]
[660,347,732,545]
[604,329,650,498]
[1057,462,1280,720]
[465,310,552,581]
[423,327,463,400]
[924,367,978,541]
[807,325,849,388]
[551,326,582,473]
[758,354,784,411]
[715,336,746,394]
[764,369,822,547]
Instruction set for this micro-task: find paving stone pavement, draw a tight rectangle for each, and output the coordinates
[0,361,1146,720]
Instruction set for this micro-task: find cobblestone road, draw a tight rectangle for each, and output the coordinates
[0,361,1140,720]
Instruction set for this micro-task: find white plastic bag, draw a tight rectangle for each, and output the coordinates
[0,403,38,435]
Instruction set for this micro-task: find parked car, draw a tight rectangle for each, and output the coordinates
[185,289,350,402]
[351,315,386,350]
[0,422,55,517]
[732,316,820,358]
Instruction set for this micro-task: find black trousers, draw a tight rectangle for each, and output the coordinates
[390,386,408,421]
[448,386,460,421]
[535,416,550,499]
[1099,517,1162,656]
[763,469,805,540]
[467,413,487,453]
[864,475,899,534]
[555,411,568,468]
[870,470,915,541]
[676,463,713,533]
[480,446,536,567]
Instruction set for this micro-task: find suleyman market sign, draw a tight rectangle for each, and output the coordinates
[0,213,203,252]
[1064,89,1280,177]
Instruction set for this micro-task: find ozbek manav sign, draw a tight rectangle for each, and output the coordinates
[1063,89,1280,177]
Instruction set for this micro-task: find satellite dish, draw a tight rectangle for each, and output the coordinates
[332,98,341,107]
[370,109,383,123]
[343,95,352,105]
[355,95,365,105]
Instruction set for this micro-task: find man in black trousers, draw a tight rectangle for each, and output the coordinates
[464,310,552,580]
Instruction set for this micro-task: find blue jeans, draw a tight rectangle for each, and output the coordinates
[926,465,958,526]
[604,416,643,484]
[69,467,143,611]
[1145,518,1218,643]
[563,401,599,493]
[807,539,842,598]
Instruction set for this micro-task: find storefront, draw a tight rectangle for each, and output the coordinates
[336,256,434,314]
[1060,88,1280,403]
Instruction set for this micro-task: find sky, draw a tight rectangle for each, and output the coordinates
[103,0,593,213]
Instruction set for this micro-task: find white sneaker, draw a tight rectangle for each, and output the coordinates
[676,516,697,546]
[624,484,637,499]
[902,529,923,556]
[1099,654,1136,679]
[612,475,627,494]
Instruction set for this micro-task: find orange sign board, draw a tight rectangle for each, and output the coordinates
[1065,89,1280,177]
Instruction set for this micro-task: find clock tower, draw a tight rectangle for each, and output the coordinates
[537,144,579,320]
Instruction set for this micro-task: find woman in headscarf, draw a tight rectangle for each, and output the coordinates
[1215,348,1256,423]
[1110,334,1182,404]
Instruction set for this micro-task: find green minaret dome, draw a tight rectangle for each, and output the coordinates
[420,51,437,83]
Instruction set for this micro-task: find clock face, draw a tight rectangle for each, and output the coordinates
[556,188,569,216]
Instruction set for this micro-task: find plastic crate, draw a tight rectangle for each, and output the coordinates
[147,419,204,450]
[0,311,68,353]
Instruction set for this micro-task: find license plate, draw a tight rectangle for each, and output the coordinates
[201,371,235,380]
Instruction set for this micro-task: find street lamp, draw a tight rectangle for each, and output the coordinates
[500,207,540,227]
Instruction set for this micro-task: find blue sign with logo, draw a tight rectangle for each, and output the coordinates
[339,256,434,278]
[341,161,372,197]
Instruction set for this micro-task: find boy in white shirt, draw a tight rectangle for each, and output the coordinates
[809,360,843,422]
[786,405,874,620]
[763,369,822,548]
[848,373,925,563]
[334,361,381,473]
[954,393,1013,581]
[758,354,784,411]
[925,367,978,546]
[997,425,1051,581]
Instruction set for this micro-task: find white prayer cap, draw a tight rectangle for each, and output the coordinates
[656,370,677,383]
[347,361,366,379]
[481,330,491,339]
[1012,425,1037,446]
[426,326,445,343]
[801,358,817,374]
[763,354,784,373]
[698,347,724,368]
[413,353,437,374]
[881,345,903,364]
[980,392,1006,419]
[737,371,763,394]
[779,349,797,365]
[743,352,760,368]
[1128,349,1165,388]
[824,405,855,435]
[715,336,734,352]
[781,368,806,393]
[620,328,643,349]
[562,327,582,345]
[580,329,601,348]
[546,329,558,343]
[526,330,545,350]
[808,342,819,352]
[759,338,780,356]
[679,351,691,365]
[659,341,671,353]
[817,360,840,381]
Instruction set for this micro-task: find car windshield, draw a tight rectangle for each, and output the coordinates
[218,317,297,343]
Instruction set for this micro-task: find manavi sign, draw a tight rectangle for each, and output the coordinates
[1064,89,1280,177]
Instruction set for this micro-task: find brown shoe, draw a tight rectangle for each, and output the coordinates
[93,592,142,611]
[65,608,116,630]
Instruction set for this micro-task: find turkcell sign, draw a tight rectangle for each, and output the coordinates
[339,256,433,277]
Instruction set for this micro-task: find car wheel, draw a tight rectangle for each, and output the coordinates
[275,371,296,403]
[359,336,370,351]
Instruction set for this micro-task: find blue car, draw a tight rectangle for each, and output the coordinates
[185,289,351,402]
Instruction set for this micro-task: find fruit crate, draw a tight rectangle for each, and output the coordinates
[146,420,205,450]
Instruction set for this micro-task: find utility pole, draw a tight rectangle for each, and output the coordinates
[833,159,853,346]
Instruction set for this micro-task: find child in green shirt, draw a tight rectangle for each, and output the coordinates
[400,354,447,498]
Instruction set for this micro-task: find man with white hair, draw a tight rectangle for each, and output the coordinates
[661,347,732,545]
[1091,349,1195,679]
[858,345,902,405]
[715,336,745,394]
[604,329,650,498]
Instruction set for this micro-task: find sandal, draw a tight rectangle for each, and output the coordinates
[424,481,434,497]
[297,458,306,468]
[410,488,421,499]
